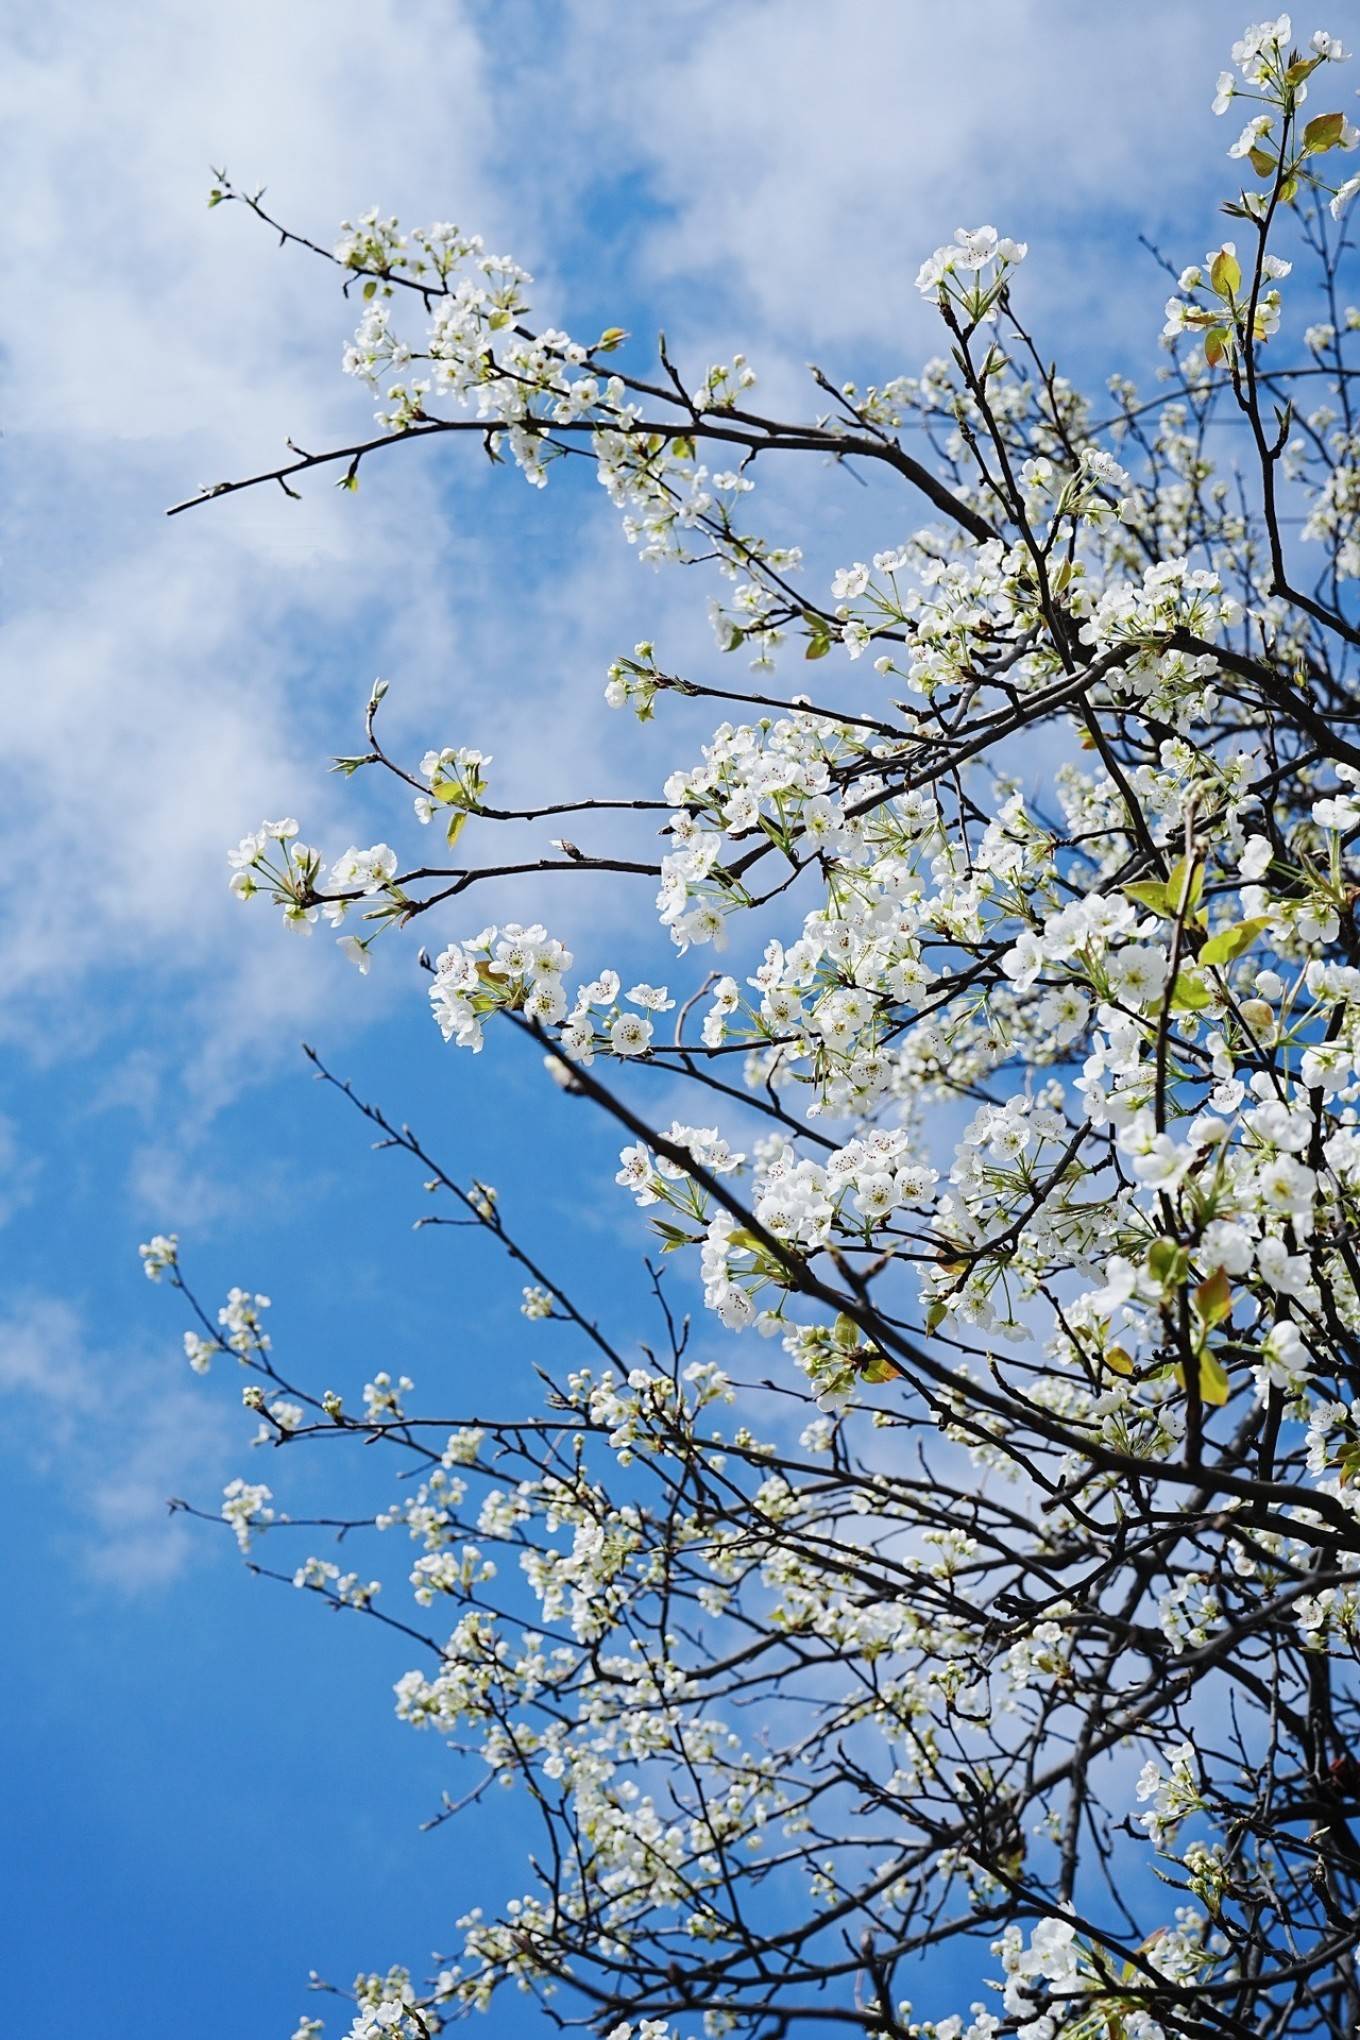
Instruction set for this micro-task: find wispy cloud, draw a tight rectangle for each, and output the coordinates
[557,0,1236,354]
[0,1292,238,1587]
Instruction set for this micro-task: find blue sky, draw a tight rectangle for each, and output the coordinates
[1,1,1280,2032]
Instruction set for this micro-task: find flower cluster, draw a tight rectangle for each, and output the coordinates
[915,225,1028,326]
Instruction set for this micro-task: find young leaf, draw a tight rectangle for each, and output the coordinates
[1123,879,1172,917]
[1304,110,1347,153]
[1170,970,1212,1012]
[1210,247,1241,297]
[1199,917,1270,968]
[1337,1441,1360,1488]
[1194,1265,1232,1329]
[1176,1348,1231,1407]
[1166,855,1204,917]
[653,1222,703,1252]
[859,1353,902,1384]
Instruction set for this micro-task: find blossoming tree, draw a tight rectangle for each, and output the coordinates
[146,17,1360,2039]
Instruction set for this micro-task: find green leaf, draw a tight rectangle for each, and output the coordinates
[1123,879,1172,917]
[1125,861,1203,921]
[1286,54,1323,86]
[924,1299,946,1334]
[363,278,378,300]
[1210,247,1241,297]
[1247,146,1278,178]
[832,1314,861,1350]
[859,1353,901,1384]
[653,1221,703,1252]
[805,634,832,661]
[1166,855,1204,918]
[1304,110,1347,153]
[1199,916,1270,968]
[595,326,629,353]
[1171,970,1212,1012]
[727,1229,766,1254]
[1177,1347,1231,1407]
[1337,1441,1360,1488]
[670,434,696,460]
[1204,326,1231,369]
[1194,1265,1233,1329]
[207,188,225,208]
[445,807,469,848]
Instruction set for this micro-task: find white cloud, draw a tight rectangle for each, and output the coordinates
[0,1292,238,1587]
[1,0,508,436]
[0,3,507,1078]
[0,1114,41,1228]
[0,0,703,1085]
[558,0,1238,353]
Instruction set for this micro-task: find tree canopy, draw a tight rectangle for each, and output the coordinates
[147,18,1360,2039]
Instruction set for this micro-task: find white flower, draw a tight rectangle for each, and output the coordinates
[1332,172,1360,220]
[609,1013,653,1057]
[831,562,870,600]
[221,1478,275,1552]
[1258,1317,1309,1394]
[330,843,398,893]
[138,1234,179,1281]
[1257,1153,1316,1218]
[1109,943,1168,1007]
[1239,833,1273,880]
[580,969,622,1007]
